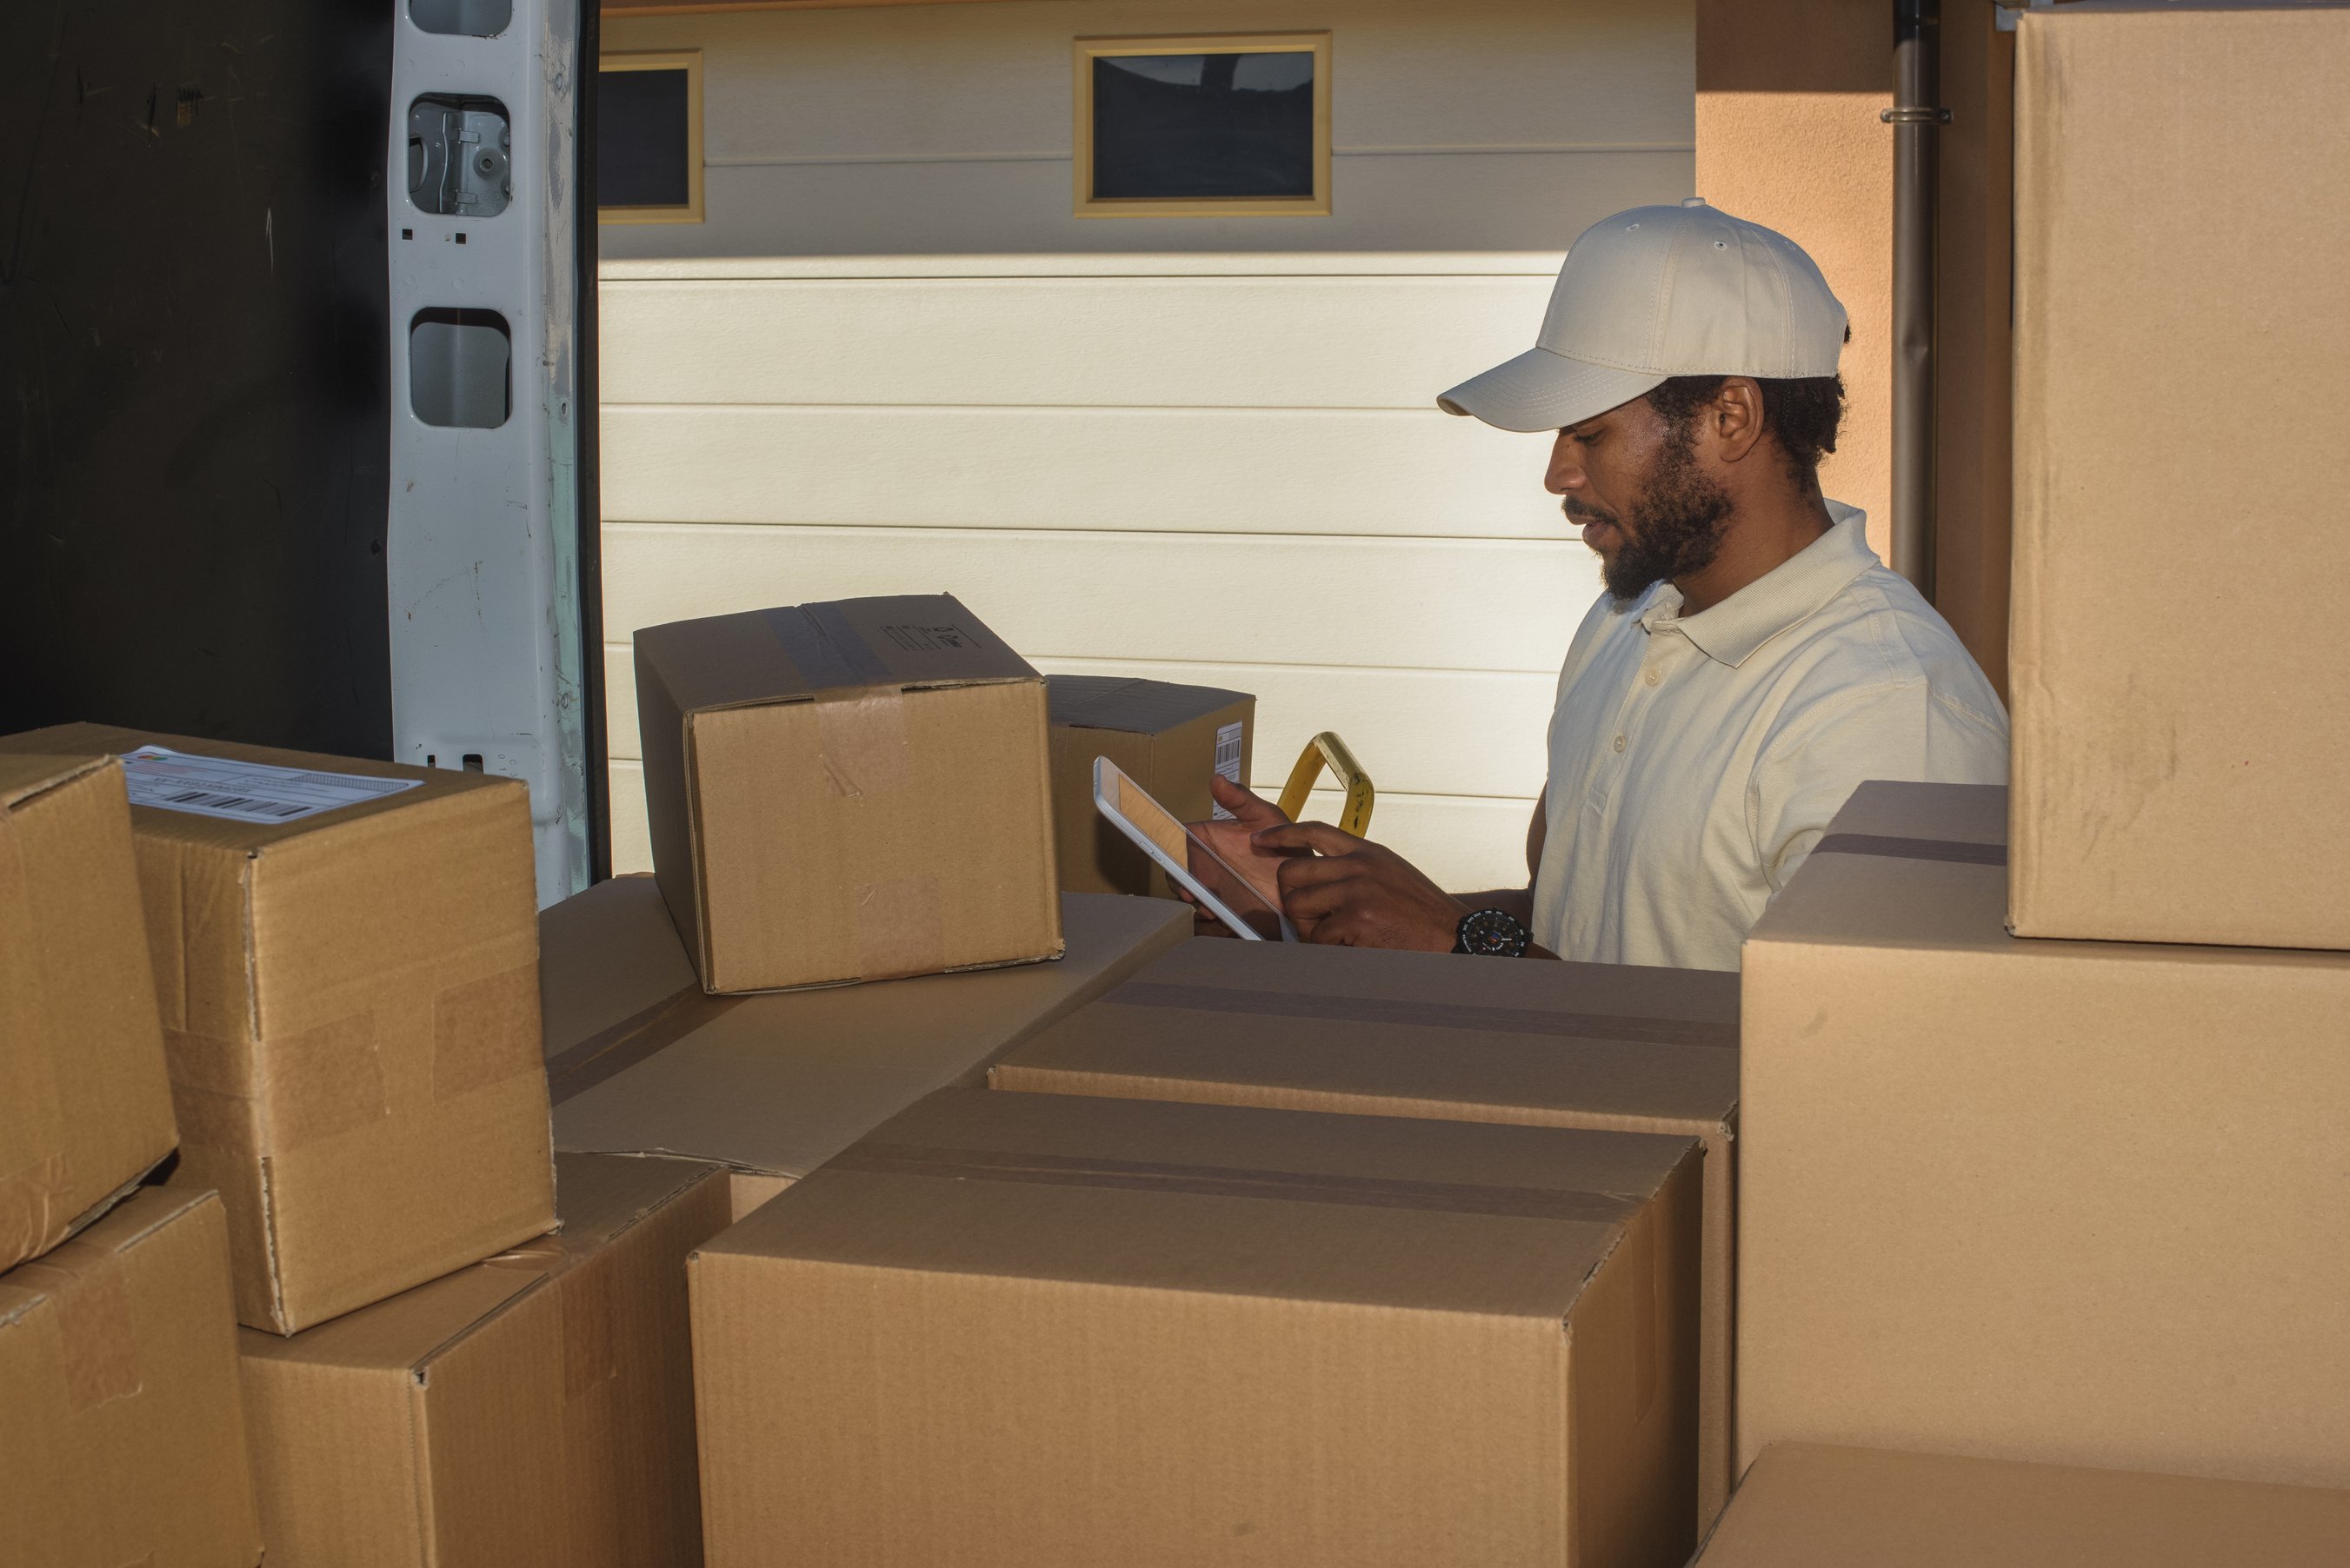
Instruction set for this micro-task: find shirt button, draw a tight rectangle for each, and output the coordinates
[1643,668,1661,687]
[1613,734,1627,754]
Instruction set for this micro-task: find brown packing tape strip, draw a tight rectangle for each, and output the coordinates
[434,963,545,1101]
[544,984,747,1106]
[166,1020,389,1158]
[829,1142,1642,1225]
[816,686,914,799]
[854,873,946,982]
[14,1239,144,1414]
[1102,980,1738,1051]
[0,1152,71,1269]
[1813,831,2007,867]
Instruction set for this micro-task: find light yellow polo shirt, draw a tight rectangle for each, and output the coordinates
[1530,503,2007,971]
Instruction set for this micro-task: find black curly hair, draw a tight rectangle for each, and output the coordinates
[1644,373,1847,492]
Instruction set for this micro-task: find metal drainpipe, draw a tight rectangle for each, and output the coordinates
[1886,0,1949,599]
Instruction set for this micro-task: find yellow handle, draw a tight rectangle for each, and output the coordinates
[1275,731,1375,837]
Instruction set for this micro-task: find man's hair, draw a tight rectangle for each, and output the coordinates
[1645,373,1847,490]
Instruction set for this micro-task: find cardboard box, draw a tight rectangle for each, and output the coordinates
[2008,9,2350,948]
[0,724,556,1334]
[993,937,1744,1528]
[239,1153,729,1568]
[0,1187,263,1568]
[0,752,178,1273]
[634,595,1062,993]
[542,874,1191,1219]
[1739,781,2350,1486]
[1695,1443,2350,1566]
[1046,674,1253,897]
[691,1087,1702,1568]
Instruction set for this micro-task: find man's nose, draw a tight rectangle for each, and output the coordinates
[1545,432,1583,495]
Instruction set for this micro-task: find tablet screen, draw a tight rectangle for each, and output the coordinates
[1098,762,1290,940]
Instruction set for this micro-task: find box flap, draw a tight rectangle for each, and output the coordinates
[710,1086,1695,1319]
[0,722,521,856]
[236,1261,544,1377]
[1005,938,1738,1130]
[1048,674,1252,734]
[539,874,701,1058]
[546,886,1190,1177]
[0,751,110,812]
[636,595,1038,717]
[1700,1444,2350,1565]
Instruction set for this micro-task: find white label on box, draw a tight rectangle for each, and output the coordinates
[120,745,423,826]
[1210,721,1245,821]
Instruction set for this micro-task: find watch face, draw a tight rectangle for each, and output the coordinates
[1458,907,1530,957]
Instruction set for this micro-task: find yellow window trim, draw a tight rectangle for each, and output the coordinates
[598,49,705,225]
[1074,32,1333,220]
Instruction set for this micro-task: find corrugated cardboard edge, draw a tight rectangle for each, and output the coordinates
[2006,10,2060,935]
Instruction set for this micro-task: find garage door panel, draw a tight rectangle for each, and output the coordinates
[601,522,1599,674]
[598,272,1556,409]
[602,404,1570,538]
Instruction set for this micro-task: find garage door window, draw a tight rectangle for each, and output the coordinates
[1075,33,1331,218]
[600,50,703,224]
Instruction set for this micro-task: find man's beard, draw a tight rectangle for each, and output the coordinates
[1569,423,1734,603]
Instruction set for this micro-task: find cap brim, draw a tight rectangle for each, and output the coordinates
[1436,347,1667,434]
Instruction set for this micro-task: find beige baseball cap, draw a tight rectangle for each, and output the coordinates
[1438,198,1847,434]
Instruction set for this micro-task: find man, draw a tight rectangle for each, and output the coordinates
[1196,199,2007,972]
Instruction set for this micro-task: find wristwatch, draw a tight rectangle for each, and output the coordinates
[1453,907,1532,957]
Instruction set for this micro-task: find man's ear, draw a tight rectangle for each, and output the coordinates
[1708,377,1768,465]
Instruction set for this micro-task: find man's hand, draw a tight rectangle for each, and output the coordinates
[1252,821,1467,952]
[1181,774,1305,936]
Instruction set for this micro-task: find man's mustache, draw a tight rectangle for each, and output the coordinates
[1562,498,1620,527]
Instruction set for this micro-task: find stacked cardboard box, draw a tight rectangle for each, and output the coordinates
[539,874,1191,1217]
[1694,1444,2350,1565]
[0,725,559,1334]
[0,753,177,1272]
[240,1153,729,1568]
[1737,782,2350,1484]
[2,1188,264,1568]
[1045,674,1252,897]
[634,595,1063,993]
[991,937,1745,1525]
[2007,6,2350,948]
[691,1087,1703,1568]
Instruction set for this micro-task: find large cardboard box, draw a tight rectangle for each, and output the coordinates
[691,1086,1702,1568]
[1046,674,1252,897]
[0,724,557,1333]
[1739,781,2350,1486]
[541,874,1192,1218]
[1694,1443,2350,1566]
[0,752,177,1274]
[239,1153,729,1568]
[0,1187,264,1568]
[634,595,1062,993]
[993,937,1744,1528]
[2008,9,2350,948]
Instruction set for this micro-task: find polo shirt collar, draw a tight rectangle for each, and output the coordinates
[1640,502,1878,668]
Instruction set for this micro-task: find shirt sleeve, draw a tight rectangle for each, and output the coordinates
[1747,679,2010,894]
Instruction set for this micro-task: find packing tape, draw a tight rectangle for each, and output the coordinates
[433,963,544,1101]
[544,986,745,1107]
[815,686,914,799]
[0,1152,70,1269]
[763,602,895,691]
[1102,980,1739,1051]
[166,1017,388,1157]
[1813,831,2007,867]
[14,1239,143,1414]
[853,873,945,981]
[828,1142,1641,1225]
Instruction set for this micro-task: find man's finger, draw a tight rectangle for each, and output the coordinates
[1208,772,1288,828]
[1251,821,1365,857]
[1274,852,1357,894]
[1276,871,1361,923]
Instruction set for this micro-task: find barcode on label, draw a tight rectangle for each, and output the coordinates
[167,790,308,818]
[1210,721,1245,821]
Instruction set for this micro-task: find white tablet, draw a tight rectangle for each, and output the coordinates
[1093,756,1298,941]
